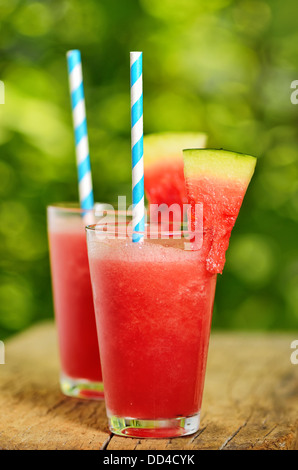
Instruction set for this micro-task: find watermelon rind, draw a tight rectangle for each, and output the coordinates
[183,148,256,182]
[144,132,207,166]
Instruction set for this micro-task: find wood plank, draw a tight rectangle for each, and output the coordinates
[0,322,109,450]
[0,323,297,450]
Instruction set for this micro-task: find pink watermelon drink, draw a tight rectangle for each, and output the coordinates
[183,149,257,274]
[47,205,103,399]
[87,225,217,438]
[86,149,256,437]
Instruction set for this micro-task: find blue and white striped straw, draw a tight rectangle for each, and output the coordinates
[67,50,94,212]
[130,51,145,242]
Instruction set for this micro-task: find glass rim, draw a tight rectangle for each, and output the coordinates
[47,202,93,213]
[47,202,127,214]
[85,222,200,238]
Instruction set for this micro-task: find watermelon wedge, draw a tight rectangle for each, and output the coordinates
[144,132,207,210]
[183,149,257,274]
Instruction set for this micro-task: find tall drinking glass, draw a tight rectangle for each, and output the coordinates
[86,220,217,437]
[47,203,104,399]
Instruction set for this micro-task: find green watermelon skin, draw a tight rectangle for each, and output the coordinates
[183,149,257,274]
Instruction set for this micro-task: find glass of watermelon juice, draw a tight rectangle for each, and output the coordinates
[86,220,217,437]
[47,203,104,399]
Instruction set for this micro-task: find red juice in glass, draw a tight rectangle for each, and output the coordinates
[47,204,103,399]
[87,224,216,437]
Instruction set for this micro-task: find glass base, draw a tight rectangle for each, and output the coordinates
[108,412,200,438]
[60,373,104,400]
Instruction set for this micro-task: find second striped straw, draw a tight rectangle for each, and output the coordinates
[67,50,94,215]
[130,51,145,242]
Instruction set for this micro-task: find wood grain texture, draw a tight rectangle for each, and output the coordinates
[0,322,297,450]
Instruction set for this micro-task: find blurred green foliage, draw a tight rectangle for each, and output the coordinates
[0,0,298,339]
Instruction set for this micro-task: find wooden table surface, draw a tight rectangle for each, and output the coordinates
[0,322,297,450]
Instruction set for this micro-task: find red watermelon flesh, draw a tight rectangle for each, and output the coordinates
[183,149,257,274]
[144,132,207,211]
[144,157,187,209]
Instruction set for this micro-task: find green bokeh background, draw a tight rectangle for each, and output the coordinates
[0,0,297,339]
